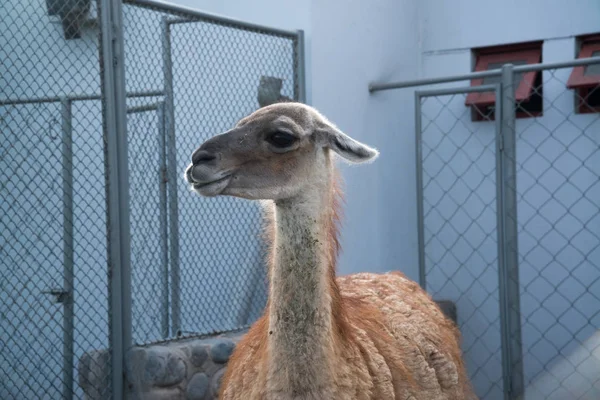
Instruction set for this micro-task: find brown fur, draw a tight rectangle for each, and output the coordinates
[219,172,476,400]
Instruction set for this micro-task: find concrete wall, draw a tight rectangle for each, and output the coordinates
[420,0,600,56]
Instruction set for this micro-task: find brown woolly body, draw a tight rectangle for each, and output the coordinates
[219,172,475,400]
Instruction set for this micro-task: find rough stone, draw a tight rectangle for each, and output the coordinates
[186,372,209,400]
[78,349,109,398]
[145,348,187,387]
[80,330,247,400]
[210,368,226,398]
[190,344,209,367]
[210,339,235,364]
[126,347,147,389]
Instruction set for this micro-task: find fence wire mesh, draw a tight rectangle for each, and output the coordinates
[121,1,300,345]
[417,61,600,400]
[2,0,301,398]
[1,0,110,398]
[512,67,600,400]
[419,91,503,399]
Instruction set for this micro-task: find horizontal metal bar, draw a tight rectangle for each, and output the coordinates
[514,56,600,73]
[416,84,498,98]
[126,0,298,38]
[369,56,600,93]
[370,70,502,92]
[126,103,160,114]
[125,90,164,98]
[0,90,164,106]
[166,17,194,25]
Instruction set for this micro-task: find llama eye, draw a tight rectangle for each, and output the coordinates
[267,131,298,148]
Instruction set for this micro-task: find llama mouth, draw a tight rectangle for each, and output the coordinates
[192,175,230,188]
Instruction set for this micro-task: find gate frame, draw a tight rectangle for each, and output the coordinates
[115,0,307,397]
[125,0,308,340]
[414,83,524,399]
[372,56,600,399]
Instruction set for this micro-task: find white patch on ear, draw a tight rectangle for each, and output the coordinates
[315,122,379,164]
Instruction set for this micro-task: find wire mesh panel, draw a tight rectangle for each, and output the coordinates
[414,62,600,399]
[417,89,503,399]
[121,2,301,345]
[126,106,169,343]
[3,0,302,396]
[1,102,67,399]
[1,0,111,398]
[514,66,600,400]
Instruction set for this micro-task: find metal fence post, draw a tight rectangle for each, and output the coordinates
[162,17,181,335]
[99,0,132,398]
[295,30,306,103]
[414,91,426,290]
[498,64,524,400]
[157,101,170,338]
[60,98,74,400]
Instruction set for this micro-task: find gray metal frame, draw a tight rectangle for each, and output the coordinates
[160,16,181,337]
[154,10,307,339]
[1,91,165,400]
[414,84,500,291]
[295,29,307,103]
[370,56,600,92]
[60,97,75,400]
[98,0,131,399]
[497,65,524,399]
[114,1,305,396]
[125,0,300,38]
[375,57,600,400]
[414,83,521,400]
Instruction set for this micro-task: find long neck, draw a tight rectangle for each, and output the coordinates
[266,157,342,395]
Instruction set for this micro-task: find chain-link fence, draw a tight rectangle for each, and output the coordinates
[121,0,302,345]
[514,65,599,400]
[1,0,303,398]
[417,86,503,399]
[377,58,600,399]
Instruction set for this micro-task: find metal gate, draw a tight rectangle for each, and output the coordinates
[374,57,600,400]
[415,83,516,399]
[1,0,304,398]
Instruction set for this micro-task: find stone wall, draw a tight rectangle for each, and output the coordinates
[79,330,245,400]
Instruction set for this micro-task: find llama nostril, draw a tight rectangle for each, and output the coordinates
[192,149,216,165]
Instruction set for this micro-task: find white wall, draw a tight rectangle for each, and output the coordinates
[421,0,600,55]
[311,0,420,277]
[419,0,600,80]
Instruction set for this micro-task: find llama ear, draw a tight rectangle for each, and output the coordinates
[315,123,379,164]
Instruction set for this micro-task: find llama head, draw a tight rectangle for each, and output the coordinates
[185,102,378,200]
